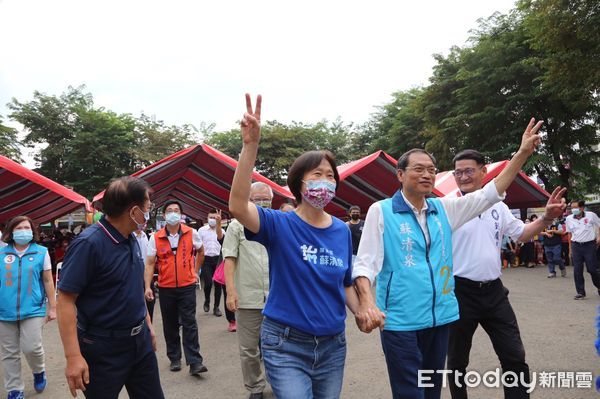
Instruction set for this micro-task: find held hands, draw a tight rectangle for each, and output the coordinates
[355,301,386,333]
[518,118,544,156]
[542,186,567,221]
[241,94,262,146]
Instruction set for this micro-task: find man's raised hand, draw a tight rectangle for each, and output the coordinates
[518,117,544,156]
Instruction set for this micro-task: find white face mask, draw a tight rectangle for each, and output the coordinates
[130,206,150,230]
[165,212,181,226]
[208,218,217,227]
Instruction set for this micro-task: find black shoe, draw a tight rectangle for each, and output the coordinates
[213,308,222,317]
[574,293,586,300]
[203,302,209,313]
[169,360,182,372]
[249,393,264,399]
[189,362,208,375]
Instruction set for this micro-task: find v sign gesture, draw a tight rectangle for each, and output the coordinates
[230,94,264,234]
[241,94,262,145]
[518,117,543,156]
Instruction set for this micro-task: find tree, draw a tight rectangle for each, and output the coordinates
[8,86,93,183]
[363,88,428,159]
[371,9,599,196]
[0,116,23,163]
[133,114,199,169]
[205,119,368,184]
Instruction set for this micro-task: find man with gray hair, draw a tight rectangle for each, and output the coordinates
[223,182,272,399]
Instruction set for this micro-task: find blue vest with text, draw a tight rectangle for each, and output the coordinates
[0,243,48,321]
[376,191,458,331]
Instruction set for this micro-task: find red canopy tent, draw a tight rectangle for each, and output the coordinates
[93,144,293,221]
[0,155,91,225]
[434,160,550,209]
[322,150,443,218]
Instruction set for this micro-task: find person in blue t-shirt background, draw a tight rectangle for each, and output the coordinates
[229,94,382,399]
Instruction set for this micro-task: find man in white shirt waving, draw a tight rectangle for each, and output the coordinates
[565,200,600,300]
[447,149,565,399]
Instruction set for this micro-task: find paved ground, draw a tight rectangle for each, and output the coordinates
[2,265,599,398]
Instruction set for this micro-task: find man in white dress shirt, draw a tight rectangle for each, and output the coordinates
[352,119,556,399]
[565,199,600,300]
[199,209,225,317]
[446,149,565,399]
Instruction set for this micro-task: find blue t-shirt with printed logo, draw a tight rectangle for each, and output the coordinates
[245,206,353,336]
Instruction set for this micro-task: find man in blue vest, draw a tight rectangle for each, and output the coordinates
[352,119,552,399]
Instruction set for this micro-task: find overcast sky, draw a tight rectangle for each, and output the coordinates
[0,0,516,166]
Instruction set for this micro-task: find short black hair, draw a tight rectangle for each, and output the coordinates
[207,208,219,215]
[163,199,183,214]
[287,150,340,204]
[452,149,486,166]
[572,200,585,207]
[348,205,360,213]
[397,149,436,170]
[102,177,151,217]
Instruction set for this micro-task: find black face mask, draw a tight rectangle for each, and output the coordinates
[351,214,360,221]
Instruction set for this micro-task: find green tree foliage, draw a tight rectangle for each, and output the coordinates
[365,5,599,197]
[0,116,23,163]
[133,114,199,169]
[205,119,368,185]
[7,86,205,197]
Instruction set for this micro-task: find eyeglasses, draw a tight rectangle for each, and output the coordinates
[405,166,438,175]
[452,168,480,178]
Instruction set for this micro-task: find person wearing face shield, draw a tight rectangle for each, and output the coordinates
[57,177,165,399]
[222,182,272,399]
[565,200,600,300]
[0,216,56,399]
[229,94,367,399]
[144,200,207,376]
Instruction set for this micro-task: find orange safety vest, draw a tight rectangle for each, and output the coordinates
[154,224,196,288]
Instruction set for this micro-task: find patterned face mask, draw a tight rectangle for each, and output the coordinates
[301,180,336,209]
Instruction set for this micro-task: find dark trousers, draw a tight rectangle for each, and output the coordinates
[220,283,236,322]
[520,242,534,265]
[78,326,164,399]
[158,285,203,365]
[571,241,600,296]
[380,325,449,399]
[448,277,529,399]
[561,242,570,266]
[202,255,222,309]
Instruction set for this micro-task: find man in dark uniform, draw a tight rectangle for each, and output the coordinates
[57,177,164,399]
[346,205,364,265]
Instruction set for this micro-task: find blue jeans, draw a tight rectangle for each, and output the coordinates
[544,244,564,274]
[260,317,346,399]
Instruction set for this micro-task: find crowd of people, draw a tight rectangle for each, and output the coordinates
[0,94,599,399]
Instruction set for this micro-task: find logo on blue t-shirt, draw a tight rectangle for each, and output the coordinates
[301,245,344,268]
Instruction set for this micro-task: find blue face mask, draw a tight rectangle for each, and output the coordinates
[572,208,581,216]
[13,230,33,245]
[165,212,181,226]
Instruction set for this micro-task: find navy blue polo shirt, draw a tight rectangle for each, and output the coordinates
[58,216,146,329]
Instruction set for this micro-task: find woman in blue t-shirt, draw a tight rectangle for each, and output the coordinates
[229,94,383,399]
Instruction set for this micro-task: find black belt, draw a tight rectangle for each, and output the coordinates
[572,240,595,245]
[455,276,500,289]
[77,319,145,338]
